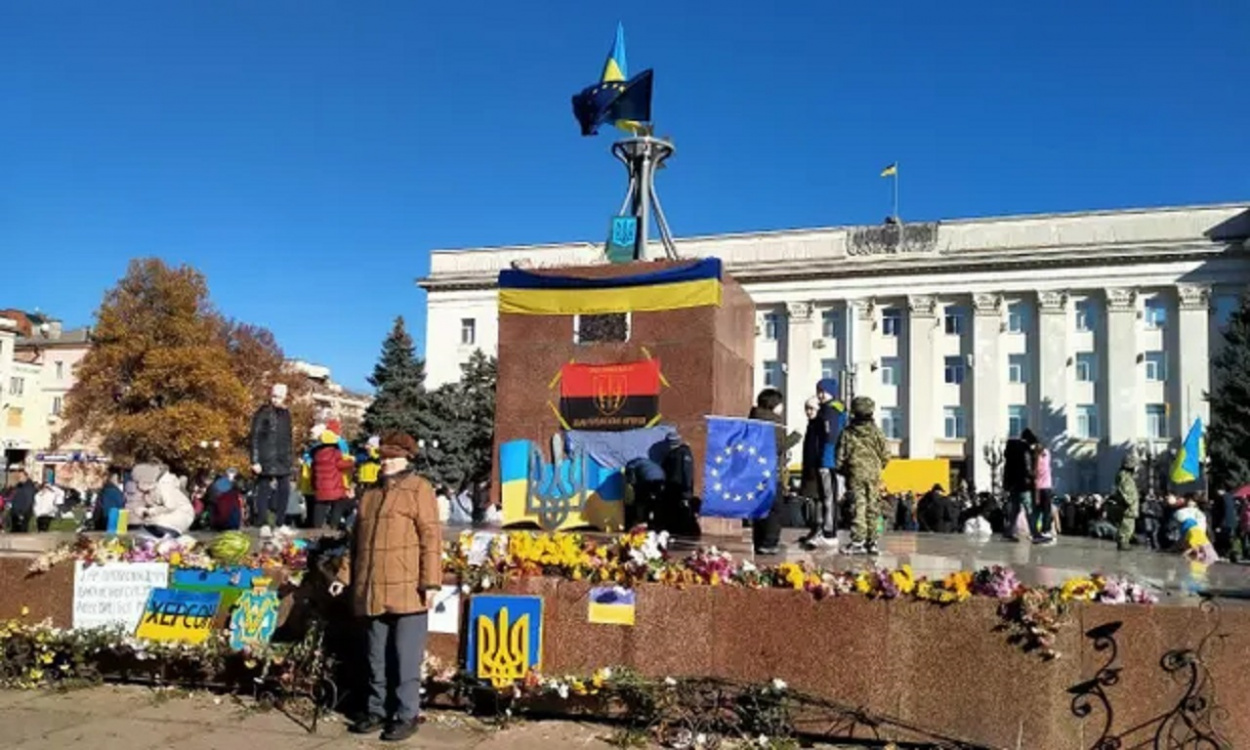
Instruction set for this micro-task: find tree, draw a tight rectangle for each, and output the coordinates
[425,350,497,487]
[362,317,440,442]
[63,259,252,475]
[1209,294,1250,487]
[220,320,315,445]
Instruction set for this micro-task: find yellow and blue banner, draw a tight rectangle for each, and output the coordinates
[500,439,625,531]
[466,595,543,688]
[171,566,265,610]
[1170,418,1206,484]
[701,416,779,520]
[134,588,220,645]
[588,585,636,626]
[498,258,722,315]
[229,585,279,652]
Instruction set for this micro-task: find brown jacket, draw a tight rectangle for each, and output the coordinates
[336,470,443,617]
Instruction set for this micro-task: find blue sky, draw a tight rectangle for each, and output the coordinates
[2,2,1247,391]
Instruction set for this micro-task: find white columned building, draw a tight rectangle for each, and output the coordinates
[418,203,1250,493]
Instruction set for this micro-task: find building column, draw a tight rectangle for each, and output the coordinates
[907,295,937,459]
[971,293,1003,491]
[784,300,816,436]
[1104,288,1139,478]
[1037,291,1069,491]
[848,298,876,404]
[1176,284,1211,430]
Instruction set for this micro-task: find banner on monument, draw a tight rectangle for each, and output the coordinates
[559,360,660,431]
[134,588,221,645]
[73,561,170,631]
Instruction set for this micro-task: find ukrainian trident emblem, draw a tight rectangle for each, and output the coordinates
[592,373,628,416]
[467,595,543,688]
[524,441,590,530]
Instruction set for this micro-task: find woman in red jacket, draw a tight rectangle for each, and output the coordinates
[309,428,355,530]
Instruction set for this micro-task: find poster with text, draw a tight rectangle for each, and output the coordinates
[73,562,170,631]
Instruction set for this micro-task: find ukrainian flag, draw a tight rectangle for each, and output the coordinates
[880,163,898,178]
[601,22,646,135]
[1170,418,1206,484]
[499,439,625,531]
[497,258,722,315]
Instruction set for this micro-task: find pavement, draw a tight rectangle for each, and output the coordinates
[0,686,868,749]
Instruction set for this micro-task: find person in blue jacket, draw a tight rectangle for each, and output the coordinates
[92,471,127,531]
[801,378,847,550]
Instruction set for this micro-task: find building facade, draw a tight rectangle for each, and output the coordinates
[287,360,373,437]
[419,204,1250,493]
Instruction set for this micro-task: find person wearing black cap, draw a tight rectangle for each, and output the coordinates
[800,378,847,551]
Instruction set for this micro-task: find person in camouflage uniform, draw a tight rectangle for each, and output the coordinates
[836,396,892,555]
[1114,451,1140,551]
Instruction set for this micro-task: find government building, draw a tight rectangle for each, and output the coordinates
[418,203,1250,494]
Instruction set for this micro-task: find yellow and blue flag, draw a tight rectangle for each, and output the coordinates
[1170,417,1206,484]
[572,24,653,136]
[701,416,778,520]
[880,163,898,178]
[498,257,722,315]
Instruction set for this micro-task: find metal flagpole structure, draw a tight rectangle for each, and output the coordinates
[613,135,679,261]
[893,162,900,222]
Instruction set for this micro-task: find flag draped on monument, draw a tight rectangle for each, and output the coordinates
[701,417,778,520]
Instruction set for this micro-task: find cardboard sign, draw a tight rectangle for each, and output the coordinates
[170,566,264,610]
[229,588,280,651]
[73,562,170,631]
[466,595,543,688]
[135,588,221,644]
[429,585,462,635]
[588,585,636,626]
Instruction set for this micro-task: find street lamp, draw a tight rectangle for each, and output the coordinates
[1136,440,1157,497]
[982,437,1005,498]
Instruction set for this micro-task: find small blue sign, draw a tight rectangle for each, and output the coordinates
[465,595,544,687]
[607,215,638,263]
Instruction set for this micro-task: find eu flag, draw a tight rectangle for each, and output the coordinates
[572,69,653,137]
[701,416,778,520]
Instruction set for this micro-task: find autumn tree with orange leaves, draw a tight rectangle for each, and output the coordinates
[64,259,308,477]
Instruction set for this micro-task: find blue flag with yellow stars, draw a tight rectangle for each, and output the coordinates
[572,69,653,137]
[701,416,779,520]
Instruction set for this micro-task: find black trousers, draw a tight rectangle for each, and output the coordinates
[35,516,53,532]
[310,499,349,530]
[252,476,291,527]
[8,512,31,533]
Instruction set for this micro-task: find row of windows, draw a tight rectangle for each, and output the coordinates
[759,297,1174,341]
[871,403,1171,441]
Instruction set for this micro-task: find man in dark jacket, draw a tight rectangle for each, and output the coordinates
[1001,429,1038,541]
[5,466,38,533]
[917,484,959,533]
[249,383,294,529]
[801,379,846,551]
[749,388,794,554]
[92,471,127,531]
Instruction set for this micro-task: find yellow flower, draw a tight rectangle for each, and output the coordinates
[854,574,872,594]
[169,552,183,566]
[20,606,29,617]
[890,566,916,595]
[28,668,44,681]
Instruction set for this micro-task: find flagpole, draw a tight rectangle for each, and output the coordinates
[893,162,900,222]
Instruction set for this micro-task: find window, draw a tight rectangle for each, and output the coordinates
[575,313,629,343]
[820,359,840,381]
[1146,404,1167,439]
[54,361,64,379]
[1144,351,1167,382]
[1007,302,1028,333]
[880,357,901,387]
[1075,299,1096,332]
[762,312,779,341]
[51,396,62,416]
[1075,352,1097,383]
[1143,298,1167,329]
[943,355,965,385]
[881,307,903,337]
[944,306,965,336]
[8,377,23,396]
[1075,404,1099,440]
[1007,354,1028,384]
[762,360,782,388]
[821,309,842,339]
[1214,296,1238,332]
[460,318,476,346]
[880,407,903,440]
[1007,405,1029,437]
[943,407,966,439]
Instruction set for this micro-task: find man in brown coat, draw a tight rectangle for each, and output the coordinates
[330,431,442,742]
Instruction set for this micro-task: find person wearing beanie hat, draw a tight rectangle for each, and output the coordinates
[329,429,442,742]
[837,396,891,555]
[800,378,847,551]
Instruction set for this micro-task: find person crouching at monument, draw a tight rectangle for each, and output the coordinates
[749,388,789,555]
[837,396,891,556]
[126,462,195,538]
[329,431,443,743]
[802,380,847,551]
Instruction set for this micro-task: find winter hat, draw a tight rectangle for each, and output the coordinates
[379,431,419,459]
[366,435,381,449]
[816,378,838,399]
[326,418,343,435]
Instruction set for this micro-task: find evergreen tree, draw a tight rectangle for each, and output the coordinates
[425,351,497,486]
[1209,294,1250,487]
[362,317,440,441]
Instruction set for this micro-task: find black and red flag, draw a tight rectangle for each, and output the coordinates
[559,360,661,431]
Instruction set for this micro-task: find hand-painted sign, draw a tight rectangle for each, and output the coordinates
[229,585,280,651]
[135,588,221,644]
[466,595,543,688]
[170,566,264,610]
[499,440,624,532]
[559,360,661,431]
[72,562,170,631]
[588,585,636,626]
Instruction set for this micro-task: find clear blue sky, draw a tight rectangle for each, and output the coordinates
[3,2,1247,391]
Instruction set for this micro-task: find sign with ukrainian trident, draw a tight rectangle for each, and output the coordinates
[466,595,544,688]
[499,439,625,532]
[701,416,780,520]
[559,360,661,431]
[228,579,280,652]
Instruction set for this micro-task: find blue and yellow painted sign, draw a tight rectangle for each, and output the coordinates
[465,595,543,688]
[171,567,264,610]
[500,440,624,532]
[588,585,636,626]
[229,585,280,652]
[134,588,221,645]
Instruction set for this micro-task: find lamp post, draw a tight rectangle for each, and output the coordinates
[1136,440,1157,497]
[982,437,1005,499]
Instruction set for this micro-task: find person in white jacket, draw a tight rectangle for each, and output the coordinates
[33,483,65,532]
[126,462,195,537]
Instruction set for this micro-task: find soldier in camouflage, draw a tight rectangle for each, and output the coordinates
[836,396,892,555]
[1114,451,1140,551]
